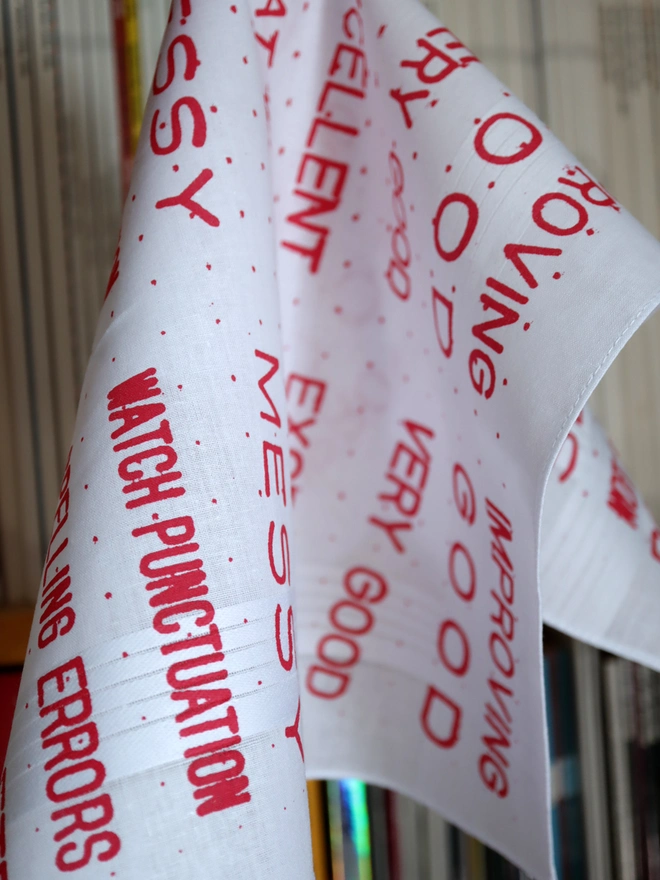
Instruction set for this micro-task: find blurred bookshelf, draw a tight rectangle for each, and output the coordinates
[1,1,660,878]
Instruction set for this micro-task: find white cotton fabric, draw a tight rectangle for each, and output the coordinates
[4,0,660,878]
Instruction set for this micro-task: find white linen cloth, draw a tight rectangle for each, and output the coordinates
[4,1,660,877]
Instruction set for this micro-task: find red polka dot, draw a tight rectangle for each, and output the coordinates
[334,305,343,314]
[131,194,136,201]
[226,156,233,164]
[258,680,262,685]
[293,50,300,58]
[212,498,217,504]
[195,440,200,446]
[445,165,452,172]
[553,271,561,279]
[228,557,233,562]
[122,652,128,658]
[92,536,98,544]
[242,55,248,64]
[230,4,237,10]
[523,322,530,331]
[586,228,594,235]
[412,151,418,160]
[177,384,183,389]
[216,318,221,324]
[503,378,508,386]
[105,592,112,599]
[138,234,144,241]
[206,263,212,270]
[160,330,166,335]
[210,105,217,113]
[172,164,179,172]
[231,374,236,382]
[84,484,88,490]
[240,210,245,218]
[151,279,157,286]
[251,265,256,272]
[488,181,495,189]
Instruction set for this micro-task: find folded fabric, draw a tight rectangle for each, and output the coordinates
[4,0,660,877]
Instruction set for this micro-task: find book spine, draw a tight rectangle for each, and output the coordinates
[544,650,562,878]
[78,0,120,340]
[137,0,167,109]
[307,780,331,880]
[327,781,346,880]
[391,794,421,878]
[112,0,141,197]
[427,811,450,880]
[558,646,586,877]
[630,663,650,880]
[639,665,660,877]
[572,640,613,880]
[604,658,637,880]
[366,786,390,880]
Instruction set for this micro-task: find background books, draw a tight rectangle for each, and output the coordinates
[315,637,660,879]
[1,2,660,876]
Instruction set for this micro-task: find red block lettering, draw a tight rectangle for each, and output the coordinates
[156,168,220,227]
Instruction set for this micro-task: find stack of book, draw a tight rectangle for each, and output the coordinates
[309,636,660,879]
